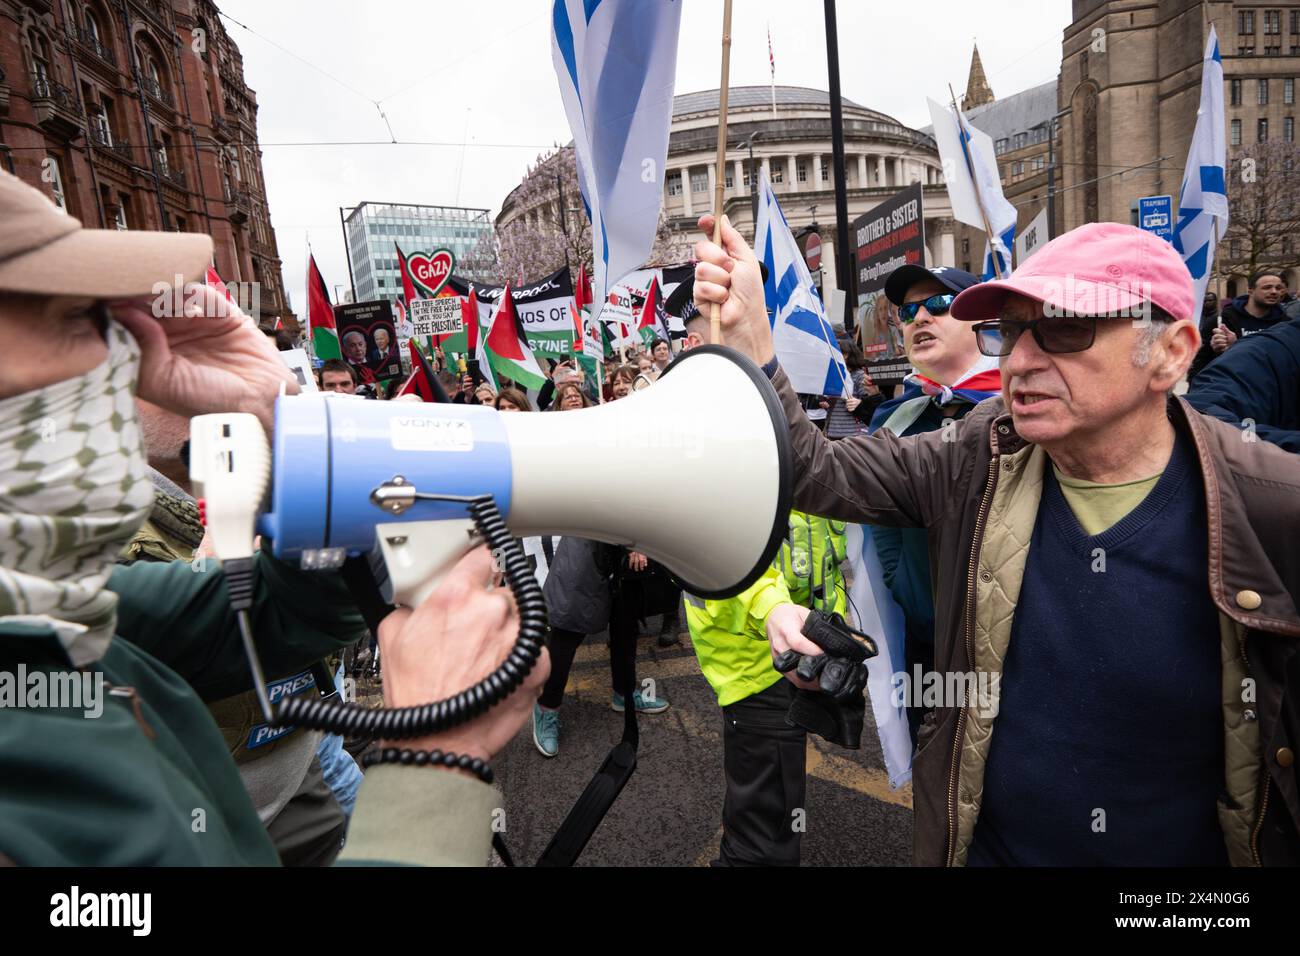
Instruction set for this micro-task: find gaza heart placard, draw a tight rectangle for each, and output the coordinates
[408,249,455,297]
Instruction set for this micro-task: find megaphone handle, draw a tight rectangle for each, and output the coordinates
[273,496,547,741]
[376,518,481,608]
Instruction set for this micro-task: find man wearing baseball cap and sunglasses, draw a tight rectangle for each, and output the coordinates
[869,265,1000,746]
[694,212,1300,866]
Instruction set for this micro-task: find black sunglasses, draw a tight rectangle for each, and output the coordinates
[972,316,1101,357]
[898,294,954,324]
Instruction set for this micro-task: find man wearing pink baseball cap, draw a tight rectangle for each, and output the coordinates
[693,213,1300,867]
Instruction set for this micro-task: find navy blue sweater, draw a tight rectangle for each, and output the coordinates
[968,433,1227,866]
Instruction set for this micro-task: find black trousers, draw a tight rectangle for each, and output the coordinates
[716,679,807,867]
[539,604,639,710]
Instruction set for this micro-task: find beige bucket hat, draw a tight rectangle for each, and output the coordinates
[0,169,212,298]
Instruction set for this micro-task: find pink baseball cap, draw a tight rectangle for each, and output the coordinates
[950,222,1196,324]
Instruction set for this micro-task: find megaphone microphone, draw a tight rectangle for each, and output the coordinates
[190,346,792,739]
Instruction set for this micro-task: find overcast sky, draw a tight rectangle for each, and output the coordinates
[216,0,1072,312]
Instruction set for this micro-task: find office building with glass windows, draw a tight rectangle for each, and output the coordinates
[342,201,494,303]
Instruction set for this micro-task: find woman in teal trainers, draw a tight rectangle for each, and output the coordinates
[533,540,670,758]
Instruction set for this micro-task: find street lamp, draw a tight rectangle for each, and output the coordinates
[1046,108,1067,241]
[805,204,823,293]
[738,131,762,235]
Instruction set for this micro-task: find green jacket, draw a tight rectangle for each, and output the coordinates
[0,553,500,866]
[686,512,846,707]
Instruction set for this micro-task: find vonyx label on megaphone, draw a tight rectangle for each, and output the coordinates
[389,417,474,453]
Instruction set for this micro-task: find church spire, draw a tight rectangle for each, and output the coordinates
[962,43,995,110]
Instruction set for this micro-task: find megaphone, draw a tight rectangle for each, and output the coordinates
[193,345,792,608]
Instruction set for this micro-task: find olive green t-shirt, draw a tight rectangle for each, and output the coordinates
[1052,467,1164,536]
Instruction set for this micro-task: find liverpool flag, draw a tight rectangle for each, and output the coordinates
[484,284,546,390]
[307,253,339,359]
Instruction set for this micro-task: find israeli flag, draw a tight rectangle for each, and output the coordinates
[844,524,912,789]
[982,224,1015,282]
[1172,26,1228,305]
[753,172,851,397]
[551,0,682,324]
[929,97,1016,280]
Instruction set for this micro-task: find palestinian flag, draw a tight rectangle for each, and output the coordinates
[396,244,419,306]
[574,305,602,390]
[430,287,477,356]
[484,284,546,390]
[474,296,498,392]
[398,338,449,402]
[206,265,236,305]
[307,253,340,359]
[574,264,593,313]
[599,312,617,359]
[462,288,481,354]
[636,275,671,348]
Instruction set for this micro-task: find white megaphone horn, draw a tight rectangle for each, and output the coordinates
[191,346,793,607]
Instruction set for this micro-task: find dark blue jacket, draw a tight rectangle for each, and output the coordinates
[868,390,981,646]
[1185,316,1300,453]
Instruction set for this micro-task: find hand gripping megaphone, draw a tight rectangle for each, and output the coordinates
[188,346,792,743]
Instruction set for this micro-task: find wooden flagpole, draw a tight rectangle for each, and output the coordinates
[710,0,735,344]
[948,84,1009,280]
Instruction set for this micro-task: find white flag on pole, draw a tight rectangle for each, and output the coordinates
[551,0,682,324]
[1172,26,1229,305]
[929,97,1017,279]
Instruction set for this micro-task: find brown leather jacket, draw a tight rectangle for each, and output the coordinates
[769,366,1300,866]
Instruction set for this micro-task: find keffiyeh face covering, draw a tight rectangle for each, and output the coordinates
[0,320,153,665]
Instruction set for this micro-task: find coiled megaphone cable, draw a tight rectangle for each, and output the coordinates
[226,494,546,740]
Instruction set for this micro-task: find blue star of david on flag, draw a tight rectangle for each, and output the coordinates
[1171,26,1228,305]
[753,172,851,398]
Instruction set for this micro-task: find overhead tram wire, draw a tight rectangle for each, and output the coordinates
[374,12,550,105]
[218,11,396,141]
[217,7,548,126]
[217,12,376,104]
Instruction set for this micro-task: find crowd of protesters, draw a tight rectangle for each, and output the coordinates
[1,163,1298,871]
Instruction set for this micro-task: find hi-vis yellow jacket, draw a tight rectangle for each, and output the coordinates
[685,512,847,707]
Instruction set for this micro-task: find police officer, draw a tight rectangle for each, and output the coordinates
[684,510,847,866]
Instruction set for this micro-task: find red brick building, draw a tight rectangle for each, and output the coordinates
[0,0,293,329]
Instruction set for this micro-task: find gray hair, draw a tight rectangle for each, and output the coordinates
[1131,308,1174,367]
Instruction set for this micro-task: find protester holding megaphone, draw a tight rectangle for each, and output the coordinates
[0,170,544,866]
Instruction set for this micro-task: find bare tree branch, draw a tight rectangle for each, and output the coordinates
[494,146,690,284]
[1219,141,1300,284]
